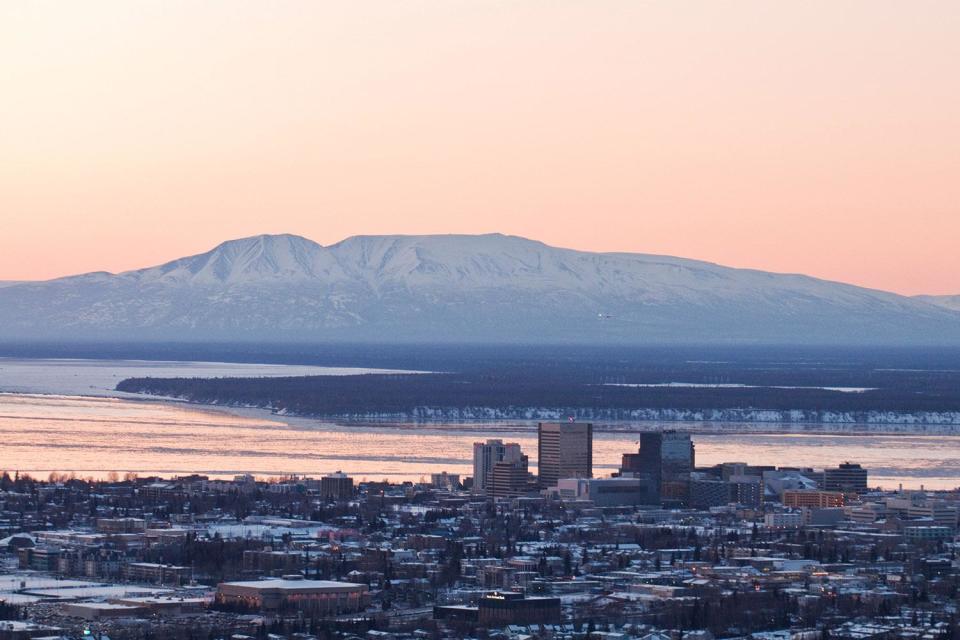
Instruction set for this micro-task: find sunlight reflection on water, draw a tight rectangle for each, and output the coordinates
[1,393,957,489]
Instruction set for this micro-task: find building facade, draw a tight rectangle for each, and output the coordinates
[489,455,531,499]
[783,490,846,508]
[473,439,523,494]
[216,578,369,614]
[823,463,868,493]
[537,422,592,488]
[556,476,657,506]
[689,475,732,509]
[320,472,354,501]
[623,431,694,505]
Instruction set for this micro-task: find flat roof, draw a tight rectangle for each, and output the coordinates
[64,603,142,611]
[115,596,208,604]
[220,579,365,591]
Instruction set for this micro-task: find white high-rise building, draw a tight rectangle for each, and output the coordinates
[472,439,522,493]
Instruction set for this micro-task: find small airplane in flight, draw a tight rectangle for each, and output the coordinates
[597,312,614,320]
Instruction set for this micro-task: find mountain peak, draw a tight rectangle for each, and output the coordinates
[148,233,328,284]
[212,233,320,250]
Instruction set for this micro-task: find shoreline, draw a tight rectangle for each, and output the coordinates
[5,388,960,438]
[134,394,960,437]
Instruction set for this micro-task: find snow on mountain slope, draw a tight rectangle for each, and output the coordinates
[915,295,960,313]
[0,233,958,344]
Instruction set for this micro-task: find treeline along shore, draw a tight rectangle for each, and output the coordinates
[116,360,960,428]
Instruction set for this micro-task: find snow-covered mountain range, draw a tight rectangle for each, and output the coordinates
[1,233,958,344]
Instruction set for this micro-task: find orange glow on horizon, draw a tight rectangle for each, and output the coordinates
[1,2,958,295]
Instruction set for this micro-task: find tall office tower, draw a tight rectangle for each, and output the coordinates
[489,455,531,499]
[626,431,694,504]
[537,422,593,488]
[473,439,523,493]
[823,462,868,493]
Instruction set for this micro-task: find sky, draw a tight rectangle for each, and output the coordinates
[1,1,958,295]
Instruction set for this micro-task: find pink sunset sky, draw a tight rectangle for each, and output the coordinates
[1,1,958,295]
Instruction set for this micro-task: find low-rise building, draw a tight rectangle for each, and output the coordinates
[556,477,657,507]
[765,512,803,528]
[434,591,561,626]
[124,562,191,585]
[216,578,369,614]
[903,526,953,541]
[783,490,845,508]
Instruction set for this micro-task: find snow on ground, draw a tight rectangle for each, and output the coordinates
[604,383,876,393]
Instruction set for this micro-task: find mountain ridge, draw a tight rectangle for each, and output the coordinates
[1,233,957,345]
[915,294,960,313]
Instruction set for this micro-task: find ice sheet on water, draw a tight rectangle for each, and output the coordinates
[0,357,422,396]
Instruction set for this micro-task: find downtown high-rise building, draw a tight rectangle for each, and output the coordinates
[537,422,593,488]
[473,439,523,493]
[621,431,694,505]
[489,454,531,499]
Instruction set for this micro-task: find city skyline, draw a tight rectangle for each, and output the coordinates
[2,3,959,638]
